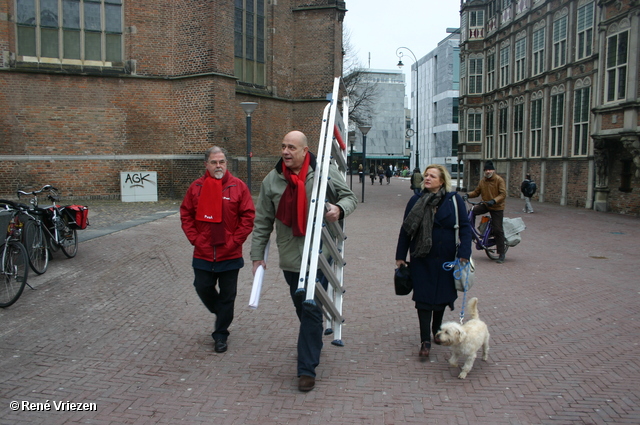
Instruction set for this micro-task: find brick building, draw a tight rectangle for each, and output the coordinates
[458,0,640,215]
[0,0,347,200]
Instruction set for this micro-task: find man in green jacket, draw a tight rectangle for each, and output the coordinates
[464,160,507,263]
[251,130,358,392]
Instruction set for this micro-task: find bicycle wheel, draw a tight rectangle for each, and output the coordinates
[0,241,29,308]
[484,241,509,260]
[59,215,78,258]
[23,219,49,274]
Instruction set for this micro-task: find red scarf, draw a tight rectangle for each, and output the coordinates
[196,171,227,246]
[276,153,310,237]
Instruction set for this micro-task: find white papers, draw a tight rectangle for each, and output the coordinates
[248,241,270,309]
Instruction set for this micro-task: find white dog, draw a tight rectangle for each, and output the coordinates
[435,297,490,379]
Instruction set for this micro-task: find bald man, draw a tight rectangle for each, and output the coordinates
[250,130,358,391]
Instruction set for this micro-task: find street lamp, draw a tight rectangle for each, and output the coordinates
[240,102,258,192]
[358,124,371,203]
[348,131,356,190]
[396,47,420,170]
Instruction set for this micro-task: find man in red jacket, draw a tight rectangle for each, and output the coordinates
[180,146,255,353]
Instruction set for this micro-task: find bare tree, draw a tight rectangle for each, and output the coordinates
[342,27,378,129]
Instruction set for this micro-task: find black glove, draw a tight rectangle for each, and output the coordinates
[462,194,469,201]
[486,199,496,206]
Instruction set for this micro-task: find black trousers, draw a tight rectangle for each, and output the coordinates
[472,204,506,255]
[193,268,239,342]
[417,308,445,345]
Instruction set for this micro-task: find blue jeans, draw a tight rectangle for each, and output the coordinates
[283,270,326,378]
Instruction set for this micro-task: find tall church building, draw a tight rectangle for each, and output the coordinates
[0,0,347,199]
[458,0,640,215]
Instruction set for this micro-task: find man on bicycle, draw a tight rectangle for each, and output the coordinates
[464,161,507,263]
[180,146,255,353]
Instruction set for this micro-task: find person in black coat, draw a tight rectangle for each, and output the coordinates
[395,164,472,359]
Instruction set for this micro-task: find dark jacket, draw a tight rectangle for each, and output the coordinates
[180,172,255,264]
[395,192,472,307]
[520,179,537,197]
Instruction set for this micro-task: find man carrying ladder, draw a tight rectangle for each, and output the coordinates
[251,127,357,392]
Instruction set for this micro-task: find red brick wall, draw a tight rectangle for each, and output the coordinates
[0,0,346,200]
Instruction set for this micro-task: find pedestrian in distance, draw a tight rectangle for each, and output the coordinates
[180,146,256,353]
[396,164,472,359]
[377,165,385,185]
[358,164,364,183]
[521,174,536,214]
[385,165,393,184]
[370,164,376,185]
[250,130,358,392]
[410,167,423,196]
[463,160,507,263]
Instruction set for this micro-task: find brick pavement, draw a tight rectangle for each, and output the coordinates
[1,177,639,424]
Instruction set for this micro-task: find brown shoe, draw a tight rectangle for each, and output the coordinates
[419,342,430,358]
[298,375,316,392]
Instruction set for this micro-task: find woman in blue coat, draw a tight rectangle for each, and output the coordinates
[395,164,472,359]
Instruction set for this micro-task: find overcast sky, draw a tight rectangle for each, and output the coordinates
[343,1,462,94]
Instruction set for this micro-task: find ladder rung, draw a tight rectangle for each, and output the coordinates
[323,202,347,240]
[318,254,343,292]
[314,280,343,323]
[331,143,348,172]
[321,227,345,265]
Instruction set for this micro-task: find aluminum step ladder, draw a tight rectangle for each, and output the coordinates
[296,77,350,347]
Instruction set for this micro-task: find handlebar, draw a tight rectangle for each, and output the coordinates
[0,199,30,211]
[16,185,59,198]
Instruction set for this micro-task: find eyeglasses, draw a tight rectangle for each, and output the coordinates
[207,160,227,165]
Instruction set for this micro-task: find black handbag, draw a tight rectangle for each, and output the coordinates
[394,263,412,296]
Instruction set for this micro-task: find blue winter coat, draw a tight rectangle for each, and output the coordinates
[395,191,472,307]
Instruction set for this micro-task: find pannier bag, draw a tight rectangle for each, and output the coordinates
[503,217,526,247]
[64,205,89,230]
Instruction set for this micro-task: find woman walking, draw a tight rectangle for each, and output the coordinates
[395,164,472,359]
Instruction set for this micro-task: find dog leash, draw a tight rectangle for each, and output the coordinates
[443,258,470,324]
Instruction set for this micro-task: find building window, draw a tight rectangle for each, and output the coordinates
[549,93,564,157]
[498,107,508,158]
[499,46,510,87]
[576,2,594,60]
[552,16,567,68]
[468,58,483,94]
[573,87,590,156]
[514,37,526,82]
[235,0,266,86]
[452,131,458,156]
[606,30,628,102]
[513,103,524,158]
[452,98,459,124]
[470,10,484,28]
[467,112,482,143]
[485,111,494,158]
[486,52,496,92]
[532,27,545,76]
[16,0,123,64]
[530,98,542,157]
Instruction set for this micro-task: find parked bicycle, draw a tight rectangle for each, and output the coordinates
[17,185,81,275]
[0,200,29,307]
[466,199,509,261]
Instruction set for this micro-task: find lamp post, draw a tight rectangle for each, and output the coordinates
[396,47,419,170]
[348,131,356,190]
[240,102,258,192]
[358,124,371,203]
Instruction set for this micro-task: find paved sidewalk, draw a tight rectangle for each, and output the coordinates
[1,177,639,424]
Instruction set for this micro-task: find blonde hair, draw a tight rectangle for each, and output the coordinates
[424,164,452,192]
